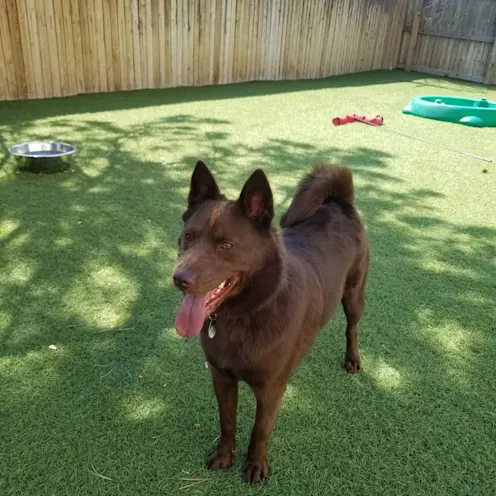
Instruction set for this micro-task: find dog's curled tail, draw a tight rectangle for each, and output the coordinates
[280,165,354,228]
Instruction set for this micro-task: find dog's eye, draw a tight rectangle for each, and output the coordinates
[184,232,193,242]
[220,241,233,250]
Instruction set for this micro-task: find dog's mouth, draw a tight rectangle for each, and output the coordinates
[175,274,241,338]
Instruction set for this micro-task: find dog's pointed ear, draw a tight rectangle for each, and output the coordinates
[238,169,274,228]
[187,160,222,210]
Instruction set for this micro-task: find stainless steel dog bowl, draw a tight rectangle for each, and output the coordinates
[9,141,77,173]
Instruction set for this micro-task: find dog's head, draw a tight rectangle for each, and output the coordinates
[173,160,276,338]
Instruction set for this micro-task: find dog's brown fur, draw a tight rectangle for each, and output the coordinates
[174,160,369,483]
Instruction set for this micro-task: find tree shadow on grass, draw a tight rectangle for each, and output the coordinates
[272,181,496,493]
[0,113,495,495]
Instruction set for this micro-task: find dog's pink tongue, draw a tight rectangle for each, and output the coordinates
[175,294,207,338]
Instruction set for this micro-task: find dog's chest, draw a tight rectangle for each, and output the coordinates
[200,319,256,379]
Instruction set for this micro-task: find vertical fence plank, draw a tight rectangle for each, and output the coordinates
[254,0,265,80]
[137,0,147,88]
[0,10,17,99]
[313,0,327,78]
[285,0,300,79]
[170,0,178,86]
[179,0,187,85]
[212,0,222,84]
[373,1,392,70]
[221,0,235,83]
[52,0,69,96]
[0,28,8,100]
[102,0,115,92]
[193,0,201,85]
[391,0,409,69]
[405,9,422,71]
[277,0,288,79]
[0,0,19,99]
[145,0,154,88]
[15,0,36,98]
[305,0,319,78]
[86,1,100,92]
[233,0,244,82]
[239,1,252,81]
[175,0,183,85]
[320,0,335,77]
[78,0,93,94]
[61,0,79,96]
[44,0,62,96]
[95,0,108,91]
[116,0,127,90]
[6,0,27,98]
[261,0,270,79]
[163,0,171,87]
[296,0,309,79]
[109,0,122,91]
[131,0,142,89]
[151,0,160,87]
[70,0,85,95]
[249,0,257,79]
[38,0,55,97]
[268,0,281,80]
[124,0,135,89]
[158,0,166,87]
[25,0,45,97]
[187,0,194,86]
[205,0,213,84]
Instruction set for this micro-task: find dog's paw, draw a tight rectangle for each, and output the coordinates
[206,447,234,470]
[343,356,361,373]
[243,457,269,483]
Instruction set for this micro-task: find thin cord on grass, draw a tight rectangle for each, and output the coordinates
[353,116,493,163]
[179,480,209,490]
[89,464,112,481]
[179,478,210,482]
[99,367,114,379]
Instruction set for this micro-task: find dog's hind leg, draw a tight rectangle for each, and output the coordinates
[341,265,368,373]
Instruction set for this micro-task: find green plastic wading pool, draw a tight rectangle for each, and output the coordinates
[403,96,496,127]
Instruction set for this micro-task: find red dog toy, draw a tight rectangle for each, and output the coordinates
[332,114,384,126]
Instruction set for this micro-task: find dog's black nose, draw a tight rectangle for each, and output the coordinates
[173,271,194,291]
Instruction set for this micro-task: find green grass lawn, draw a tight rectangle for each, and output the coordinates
[1,70,495,496]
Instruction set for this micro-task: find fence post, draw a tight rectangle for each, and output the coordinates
[485,38,496,84]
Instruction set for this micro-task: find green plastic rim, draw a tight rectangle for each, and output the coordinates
[402,95,496,127]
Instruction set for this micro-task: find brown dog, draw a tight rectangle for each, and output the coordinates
[173,160,369,483]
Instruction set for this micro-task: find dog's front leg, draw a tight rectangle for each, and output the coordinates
[244,382,285,483]
[206,365,238,470]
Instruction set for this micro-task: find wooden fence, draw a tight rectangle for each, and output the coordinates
[397,0,496,84]
[0,0,407,100]
[1,0,495,102]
